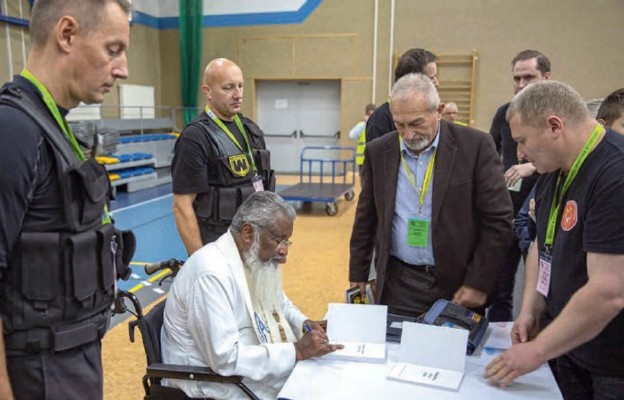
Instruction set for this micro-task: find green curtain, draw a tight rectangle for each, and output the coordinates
[179,0,203,125]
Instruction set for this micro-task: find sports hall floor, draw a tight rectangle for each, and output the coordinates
[102,174,524,399]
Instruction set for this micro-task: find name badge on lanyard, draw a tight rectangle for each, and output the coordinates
[399,137,436,250]
[407,217,430,248]
[252,174,264,192]
[538,124,604,298]
[537,251,552,297]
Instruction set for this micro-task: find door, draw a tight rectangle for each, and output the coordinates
[256,80,341,173]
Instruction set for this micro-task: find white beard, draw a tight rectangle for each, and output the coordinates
[243,233,283,309]
[404,135,431,152]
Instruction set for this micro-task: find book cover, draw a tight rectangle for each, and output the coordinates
[324,303,388,363]
[345,279,375,304]
[386,322,468,390]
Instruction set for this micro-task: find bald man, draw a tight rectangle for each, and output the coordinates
[172,58,274,255]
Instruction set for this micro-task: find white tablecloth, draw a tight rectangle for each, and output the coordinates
[278,342,562,400]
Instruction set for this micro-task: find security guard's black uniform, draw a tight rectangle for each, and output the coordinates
[172,111,274,244]
[0,76,133,400]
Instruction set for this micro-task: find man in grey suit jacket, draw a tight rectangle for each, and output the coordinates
[349,73,513,316]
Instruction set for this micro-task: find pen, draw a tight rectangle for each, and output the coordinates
[303,323,313,333]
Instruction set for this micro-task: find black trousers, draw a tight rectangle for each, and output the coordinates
[488,236,521,322]
[7,340,103,400]
[380,256,440,317]
[554,354,624,400]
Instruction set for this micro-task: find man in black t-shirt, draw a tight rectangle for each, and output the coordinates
[365,48,438,144]
[485,81,624,399]
[0,1,131,399]
[172,58,272,255]
[487,50,551,322]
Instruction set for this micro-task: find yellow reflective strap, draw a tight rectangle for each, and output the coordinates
[205,106,257,172]
[21,70,112,224]
[544,124,604,249]
[102,205,112,225]
[398,136,436,208]
[20,69,85,161]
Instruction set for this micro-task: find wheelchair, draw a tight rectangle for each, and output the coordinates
[114,259,259,400]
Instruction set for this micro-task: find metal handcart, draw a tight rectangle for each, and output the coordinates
[278,146,356,216]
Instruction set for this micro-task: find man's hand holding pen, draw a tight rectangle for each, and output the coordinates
[295,321,343,361]
[302,319,326,333]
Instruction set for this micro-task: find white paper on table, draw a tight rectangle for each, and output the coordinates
[484,322,513,350]
[324,303,387,363]
[387,322,468,390]
[388,362,464,390]
[327,341,387,362]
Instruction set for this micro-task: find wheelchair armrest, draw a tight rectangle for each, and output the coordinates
[146,363,261,400]
[147,363,244,384]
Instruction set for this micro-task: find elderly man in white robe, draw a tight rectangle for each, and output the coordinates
[161,191,342,399]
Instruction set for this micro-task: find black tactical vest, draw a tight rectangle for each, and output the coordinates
[0,84,134,354]
[191,116,275,243]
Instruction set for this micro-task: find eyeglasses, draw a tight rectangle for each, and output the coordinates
[262,228,293,249]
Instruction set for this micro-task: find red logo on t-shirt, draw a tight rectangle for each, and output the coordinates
[561,200,578,231]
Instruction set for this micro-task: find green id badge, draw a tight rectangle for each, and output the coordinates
[407,217,430,248]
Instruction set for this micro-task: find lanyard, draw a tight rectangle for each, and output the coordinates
[20,69,112,224]
[20,69,85,161]
[544,124,604,251]
[205,106,257,172]
[399,137,437,209]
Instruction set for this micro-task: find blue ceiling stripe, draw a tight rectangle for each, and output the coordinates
[297,0,322,21]
[204,0,322,27]
[132,11,161,29]
[2,1,321,30]
[133,0,322,30]
[203,12,299,28]
[158,17,179,30]
[0,14,29,27]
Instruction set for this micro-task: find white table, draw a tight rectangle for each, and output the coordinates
[278,342,562,399]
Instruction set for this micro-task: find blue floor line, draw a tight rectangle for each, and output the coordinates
[113,191,186,291]
[112,193,173,214]
[111,183,173,211]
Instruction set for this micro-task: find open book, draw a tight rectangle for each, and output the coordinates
[387,322,468,390]
[324,303,387,363]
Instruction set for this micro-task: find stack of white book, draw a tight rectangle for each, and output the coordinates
[387,322,469,390]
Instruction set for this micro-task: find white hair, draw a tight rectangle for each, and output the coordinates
[390,73,440,111]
